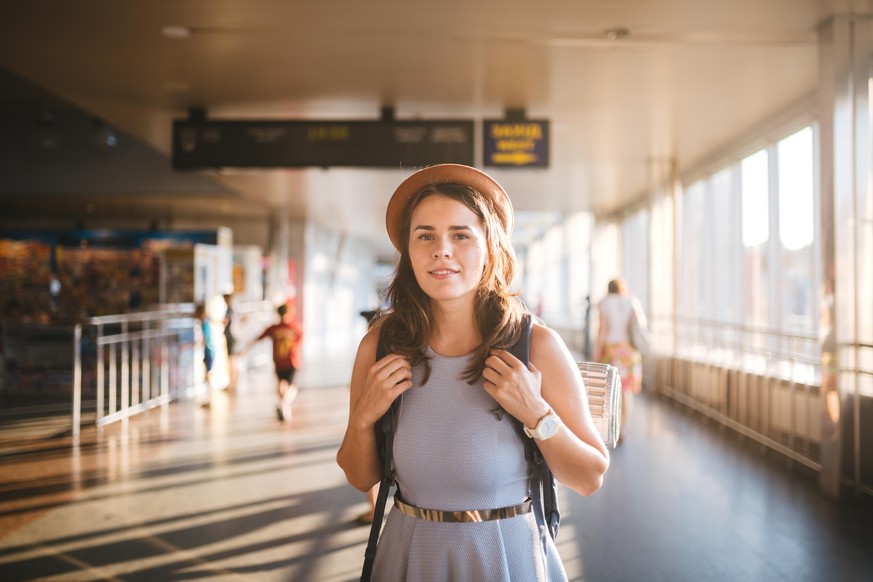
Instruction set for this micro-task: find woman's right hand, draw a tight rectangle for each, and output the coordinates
[350,353,413,428]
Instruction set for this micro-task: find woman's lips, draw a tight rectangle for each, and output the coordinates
[428,269,458,279]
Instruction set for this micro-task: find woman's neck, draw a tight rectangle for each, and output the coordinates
[428,301,482,356]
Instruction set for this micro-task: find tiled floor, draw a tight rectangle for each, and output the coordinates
[1,362,871,581]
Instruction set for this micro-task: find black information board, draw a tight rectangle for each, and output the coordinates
[483,120,549,168]
[172,119,474,169]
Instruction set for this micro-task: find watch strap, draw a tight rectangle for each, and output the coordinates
[524,408,555,439]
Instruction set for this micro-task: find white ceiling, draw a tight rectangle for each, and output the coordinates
[0,0,825,256]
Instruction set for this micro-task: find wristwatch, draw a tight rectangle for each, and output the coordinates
[523,409,560,440]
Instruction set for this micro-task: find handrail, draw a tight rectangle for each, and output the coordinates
[654,314,823,384]
[72,300,275,436]
[665,315,819,342]
[72,307,195,436]
[86,303,194,326]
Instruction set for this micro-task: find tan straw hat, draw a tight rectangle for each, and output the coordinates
[385,164,513,251]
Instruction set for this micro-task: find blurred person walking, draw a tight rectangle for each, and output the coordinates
[244,302,303,421]
[194,302,217,406]
[594,277,649,444]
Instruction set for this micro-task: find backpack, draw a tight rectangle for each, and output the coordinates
[360,314,558,581]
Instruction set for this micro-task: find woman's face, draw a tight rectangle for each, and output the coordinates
[408,194,488,305]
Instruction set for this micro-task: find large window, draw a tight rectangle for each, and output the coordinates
[671,124,819,382]
[678,181,706,319]
[621,208,649,314]
[542,225,564,318]
[566,212,594,324]
[741,149,771,332]
[777,127,816,333]
[711,167,739,325]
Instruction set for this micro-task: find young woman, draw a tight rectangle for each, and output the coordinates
[595,277,649,442]
[337,164,609,581]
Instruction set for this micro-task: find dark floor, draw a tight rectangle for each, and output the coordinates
[563,395,873,582]
[0,362,871,581]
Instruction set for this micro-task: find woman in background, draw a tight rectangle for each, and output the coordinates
[595,277,648,443]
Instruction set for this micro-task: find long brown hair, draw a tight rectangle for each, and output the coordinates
[375,183,527,383]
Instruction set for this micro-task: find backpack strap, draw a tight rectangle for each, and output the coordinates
[507,314,561,543]
[361,331,399,582]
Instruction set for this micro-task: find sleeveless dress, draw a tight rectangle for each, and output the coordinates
[371,347,568,581]
[598,293,643,392]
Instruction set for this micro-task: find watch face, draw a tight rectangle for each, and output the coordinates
[539,415,560,439]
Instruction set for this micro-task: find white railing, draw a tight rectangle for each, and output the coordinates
[653,315,823,470]
[71,300,276,436]
[72,305,197,436]
[71,300,280,435]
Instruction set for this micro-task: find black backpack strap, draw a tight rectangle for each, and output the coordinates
[507,313,532,367]
[508,314,561,542]
[507,314,538,468]
[542,466,559,538]
[361,330,399,582]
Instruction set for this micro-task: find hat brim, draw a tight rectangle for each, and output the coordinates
[385,164,513,251]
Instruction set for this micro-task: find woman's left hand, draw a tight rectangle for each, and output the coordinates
[483,350,551,429]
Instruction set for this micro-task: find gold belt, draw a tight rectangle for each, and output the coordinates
[393,496,532,523]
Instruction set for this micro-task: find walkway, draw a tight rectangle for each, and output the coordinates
[1,362,871,581]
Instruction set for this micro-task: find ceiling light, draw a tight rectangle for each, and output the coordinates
[161,25,193,39]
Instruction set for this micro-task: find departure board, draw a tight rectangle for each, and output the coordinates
[172,119,474,169]
[482,120,549,168]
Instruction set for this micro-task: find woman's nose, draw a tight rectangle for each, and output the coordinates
[432,243,451,259]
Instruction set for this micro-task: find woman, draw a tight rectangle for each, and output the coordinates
[595,277,648,442]
[336,164,609,581]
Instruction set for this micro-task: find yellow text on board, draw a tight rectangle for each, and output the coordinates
[489,123,543,152]
[307,125,351,142]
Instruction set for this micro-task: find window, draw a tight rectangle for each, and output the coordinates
[566,212,594,324]
[679,181,706,319]
[621,208,649,314]
[711,167,739,325]
[741,149,770,332]
[777,127,816,333]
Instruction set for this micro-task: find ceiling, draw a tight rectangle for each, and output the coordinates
[0,0,825,257]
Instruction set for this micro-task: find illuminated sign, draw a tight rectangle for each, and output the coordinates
[172,119,474,169]
[483,120,549,168]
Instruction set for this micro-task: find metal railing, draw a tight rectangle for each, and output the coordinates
[72,305,197,436]
[653,315,823,471]
[71,300,276,436]
[667,315,821,383]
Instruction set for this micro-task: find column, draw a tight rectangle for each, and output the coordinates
[817,2,873,499]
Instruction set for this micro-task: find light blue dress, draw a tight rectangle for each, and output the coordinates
[372,348,567,581]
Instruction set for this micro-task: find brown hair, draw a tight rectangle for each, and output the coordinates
[608,278,627,294]
[376,183,527,383]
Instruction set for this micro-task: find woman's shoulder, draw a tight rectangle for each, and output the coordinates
[354,326,382,367]
[530,320,566,355]
[361,322,383,346]
[529,321,580,381]
[359,316,393,355]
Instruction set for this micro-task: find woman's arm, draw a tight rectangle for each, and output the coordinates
[336,328,413,492]
[483,324,609,496]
